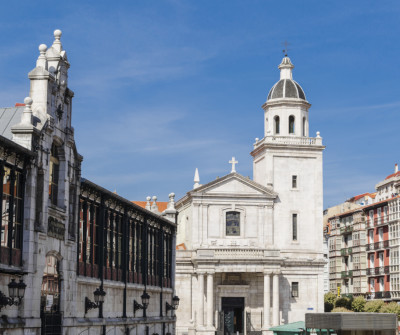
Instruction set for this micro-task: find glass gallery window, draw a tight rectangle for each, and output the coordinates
[1,163,25,265]
[49,143,60,206]
[226,211,240,236]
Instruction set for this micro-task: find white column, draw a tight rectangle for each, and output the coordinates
[272,271,280,326]
[206,273,214,328]
[198,272,205,327]
[263,272,271,329]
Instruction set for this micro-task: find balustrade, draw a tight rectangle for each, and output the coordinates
[264,135,320,146]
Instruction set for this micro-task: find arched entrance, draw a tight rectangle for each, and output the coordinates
[41,254,62,335]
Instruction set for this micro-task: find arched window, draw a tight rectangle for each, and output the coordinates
[226,211,240,236]
[289,115,295,134]
[302,117,306,136]
[274,116,280,134]
[49,143,60,206]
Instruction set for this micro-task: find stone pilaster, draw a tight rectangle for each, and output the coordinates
[198,272,205,327]
[206,272,214,328]
[272,271,280,326]
[263,272,271,332]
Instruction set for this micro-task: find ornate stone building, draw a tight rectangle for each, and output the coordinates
[0,30,177,335]
[175,56,325,335]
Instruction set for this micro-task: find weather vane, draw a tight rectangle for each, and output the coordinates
[282,41,290,57]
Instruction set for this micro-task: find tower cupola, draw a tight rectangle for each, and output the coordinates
[267,56,307,102]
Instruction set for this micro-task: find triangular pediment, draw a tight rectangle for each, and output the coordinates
[190,173,276,198]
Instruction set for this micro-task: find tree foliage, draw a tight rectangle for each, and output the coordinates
[331,307,351,312]
[379,302,400,317]
[364,300,385,313]
[351,296,366,312]
[324,292,336,312]
[335,296,352,310]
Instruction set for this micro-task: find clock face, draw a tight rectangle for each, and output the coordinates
[226,211,240,236]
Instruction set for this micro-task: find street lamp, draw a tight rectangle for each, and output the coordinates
[166,295,180,315]
[85,287,106,314]
[134,290,150,317]
[0,279,27,311]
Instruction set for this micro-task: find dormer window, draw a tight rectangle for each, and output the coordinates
[49,143,60,206]
[226,211,240,236]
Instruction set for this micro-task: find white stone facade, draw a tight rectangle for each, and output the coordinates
[0,30,177,335]
[175,56,325,335]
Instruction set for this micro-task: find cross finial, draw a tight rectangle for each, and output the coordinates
[229,157,238,173]
[282,41,290,57]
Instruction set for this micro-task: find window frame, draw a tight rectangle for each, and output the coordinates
[225,210,241,237]
[291,282,299,297]
[292,213,298,241]
[292,175,297,189]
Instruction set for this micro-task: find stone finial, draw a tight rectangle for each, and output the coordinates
[167,193,176,210]
[316,131,321,138]
[395,164,398,173]
[151,196,159,212]
[36,44,47,68]
[145,196,151,210]
[193,168,200,189]
[21,97,33,125]
[52,29,63,52]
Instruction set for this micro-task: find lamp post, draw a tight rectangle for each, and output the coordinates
[166,295,180,315]
[134,290,150,317]
[0,278,27,311]
[85,287,106,314]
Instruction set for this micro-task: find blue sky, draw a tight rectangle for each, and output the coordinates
[0,1,399,208]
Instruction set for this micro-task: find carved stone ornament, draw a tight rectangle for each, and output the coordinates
[48,216,65,240]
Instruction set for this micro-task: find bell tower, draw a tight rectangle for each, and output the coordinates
[251,56,325,251]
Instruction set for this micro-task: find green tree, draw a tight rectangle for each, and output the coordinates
[324,292,336,312]
[380,302,400,317]
[335,297,352,310]
[364,300,384,312]
[351,296,366,312]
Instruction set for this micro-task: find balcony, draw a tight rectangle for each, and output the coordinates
[340,226,353,234]
[368,241,390,251]
[341,247,353,256]
[341,270,353,278]
[375,291,391,299]
[261,135,323,146]
[368,266,388,275]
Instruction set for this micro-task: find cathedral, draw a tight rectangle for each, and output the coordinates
[174,56,325,335]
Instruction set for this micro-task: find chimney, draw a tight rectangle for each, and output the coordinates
[395,164,398,173]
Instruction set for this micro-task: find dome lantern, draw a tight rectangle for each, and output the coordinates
[278,56,294,80]
[266,56,307,102]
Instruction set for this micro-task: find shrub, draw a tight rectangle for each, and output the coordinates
[324,292,336,312]
[351,296,366,312]
[364,300,384,312]
[335,297,352,310]
[332,307,351,312]
[380,302,400,317]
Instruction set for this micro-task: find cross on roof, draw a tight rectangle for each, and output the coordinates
[229,157,238,173]
[282,41,290,56]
